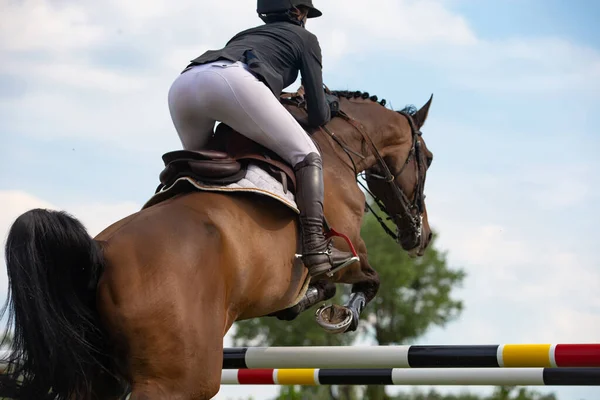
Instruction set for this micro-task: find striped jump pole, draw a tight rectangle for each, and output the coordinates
[221,367,600,386]
[223,344,600,369]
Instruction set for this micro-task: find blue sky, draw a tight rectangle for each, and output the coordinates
[1,0,599,399]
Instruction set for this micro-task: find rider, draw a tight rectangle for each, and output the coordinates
[167,0,357,278]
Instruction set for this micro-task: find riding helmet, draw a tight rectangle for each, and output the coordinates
[257,0,322,18]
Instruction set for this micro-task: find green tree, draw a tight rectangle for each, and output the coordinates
[232,209,466,400]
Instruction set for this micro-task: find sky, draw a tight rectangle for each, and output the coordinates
[0,0,599,399]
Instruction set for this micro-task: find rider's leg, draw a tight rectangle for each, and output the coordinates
[171,61,357,277]
[292,152,359,276]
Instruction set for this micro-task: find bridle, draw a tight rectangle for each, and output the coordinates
[324,109,427,248]
[280,91,427,247]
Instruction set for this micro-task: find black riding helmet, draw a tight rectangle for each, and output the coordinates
[257,0,322,19]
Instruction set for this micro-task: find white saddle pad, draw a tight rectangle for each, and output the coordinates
[143,164,299,213]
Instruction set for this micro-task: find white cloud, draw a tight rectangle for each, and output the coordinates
[2,60,148,94]
[0,0,105,52]
[423,194,600,347]
[0,191,55,242]
[447,37,600,94]
[0,190,140,240]
[310,0,478,63]
[519,164,592,210]
[1,87,179,153]
[2,0,598,152]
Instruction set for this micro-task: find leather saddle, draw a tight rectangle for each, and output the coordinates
[158,123,297,194]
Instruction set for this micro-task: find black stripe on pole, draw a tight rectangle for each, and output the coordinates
[408,345,500,367]
[319,369,394,385]
[223,348,248,369]
[543,368,600,385]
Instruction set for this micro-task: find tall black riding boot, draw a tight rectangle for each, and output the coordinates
[294,152,358,277]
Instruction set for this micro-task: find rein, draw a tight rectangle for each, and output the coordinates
[324,109,425,244]
[280,90,426,245]
[321,123,398,240]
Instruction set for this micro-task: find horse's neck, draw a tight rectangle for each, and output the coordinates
[282,96,395,173]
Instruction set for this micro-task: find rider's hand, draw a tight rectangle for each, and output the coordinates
[325,93,340,117]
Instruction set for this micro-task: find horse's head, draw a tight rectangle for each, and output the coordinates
[281,88,434,257]
[326,91,434,257]
[365,96,434,256]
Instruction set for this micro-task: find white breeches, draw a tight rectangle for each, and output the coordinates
[167,60,319,167]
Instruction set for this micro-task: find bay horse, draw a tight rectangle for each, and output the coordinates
[0,89,434,399]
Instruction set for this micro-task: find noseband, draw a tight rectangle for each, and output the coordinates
[323,109,426,247]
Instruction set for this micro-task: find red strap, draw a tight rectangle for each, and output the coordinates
[325,228,358,257]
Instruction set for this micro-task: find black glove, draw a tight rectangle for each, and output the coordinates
[325,93,340,117]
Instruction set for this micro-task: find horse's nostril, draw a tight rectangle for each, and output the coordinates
[427,232,433,243]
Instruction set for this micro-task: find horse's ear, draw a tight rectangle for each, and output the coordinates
[413,94,433,129]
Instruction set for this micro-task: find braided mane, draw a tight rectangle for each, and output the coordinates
[331,90,417,116]
[282,88,417,116]
[330,90,387,107]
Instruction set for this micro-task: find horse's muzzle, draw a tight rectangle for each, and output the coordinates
[394,213,423,252]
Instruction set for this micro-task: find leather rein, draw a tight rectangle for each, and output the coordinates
[323,109,426,245]
[280,90,426,244]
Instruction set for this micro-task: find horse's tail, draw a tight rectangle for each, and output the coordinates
[0,208,114,399]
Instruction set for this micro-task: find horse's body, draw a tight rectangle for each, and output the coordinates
[1,91,434,399]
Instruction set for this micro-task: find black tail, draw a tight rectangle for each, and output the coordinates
[0,208,116,399]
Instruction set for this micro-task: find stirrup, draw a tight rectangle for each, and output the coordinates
[294,250,359,278]
[294,228,360,277]
[325,254,360,277]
